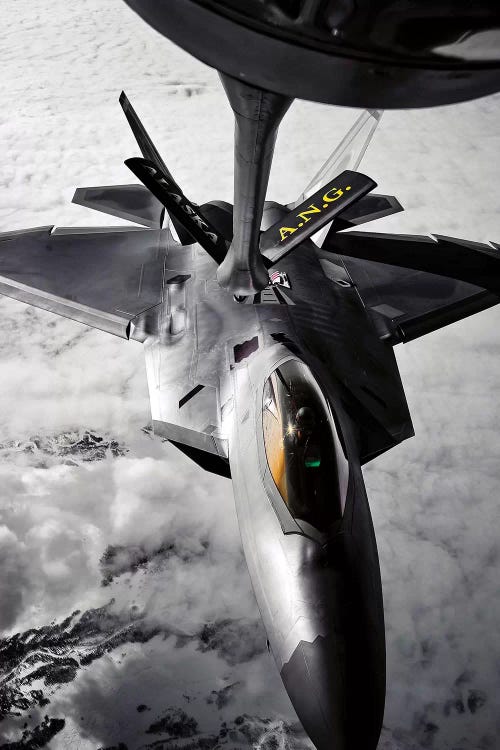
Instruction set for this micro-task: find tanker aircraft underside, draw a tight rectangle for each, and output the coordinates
[1,84,499,750]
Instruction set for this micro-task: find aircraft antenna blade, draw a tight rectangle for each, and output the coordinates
[292,109,382,209]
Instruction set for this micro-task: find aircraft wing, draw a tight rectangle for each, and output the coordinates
[0,225,169,338]
[323,230,500,343]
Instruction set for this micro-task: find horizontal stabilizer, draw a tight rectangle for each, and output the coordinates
[261,170,376,263]
[126,157,229,264]
[324,230,500,343]
[72,184,164,228]
[333,193,403,232]
[0,225,169,338]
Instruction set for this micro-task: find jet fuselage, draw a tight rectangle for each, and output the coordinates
[134,207,413,749]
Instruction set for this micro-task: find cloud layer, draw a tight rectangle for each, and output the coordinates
[0,1,499,748]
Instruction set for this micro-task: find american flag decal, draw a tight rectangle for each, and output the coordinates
[269,270,291,288]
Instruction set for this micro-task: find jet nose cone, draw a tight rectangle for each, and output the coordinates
[281,633,384,750]
[281,636,346,750]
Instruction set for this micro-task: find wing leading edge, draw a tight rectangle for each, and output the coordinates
[0,226,169,338]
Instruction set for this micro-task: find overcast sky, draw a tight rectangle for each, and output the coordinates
[0,2,499,749]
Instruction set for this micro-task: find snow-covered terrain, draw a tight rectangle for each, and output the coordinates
[0,1,499,748]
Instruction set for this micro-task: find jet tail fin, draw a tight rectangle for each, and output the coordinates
[126,157,228,264]
[119,91,194,244]
[119,91,172,180]
[261,170,377,263]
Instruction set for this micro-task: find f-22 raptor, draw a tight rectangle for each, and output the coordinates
[1,78,499,750]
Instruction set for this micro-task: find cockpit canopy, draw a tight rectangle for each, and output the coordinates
[262,360,348,533]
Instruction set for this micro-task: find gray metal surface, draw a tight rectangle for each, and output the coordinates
[326,231,500,343]
[0,225,169,338]
[72,183,164,228]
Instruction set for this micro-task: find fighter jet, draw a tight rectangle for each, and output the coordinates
[1,82,499,750]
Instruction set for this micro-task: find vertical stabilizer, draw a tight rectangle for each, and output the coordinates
[120,92,195,244]
[120,91,173,180]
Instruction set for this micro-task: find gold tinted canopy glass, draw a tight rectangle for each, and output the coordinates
[263,360,346,532]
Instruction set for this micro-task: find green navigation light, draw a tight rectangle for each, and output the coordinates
[305,458,321,468]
